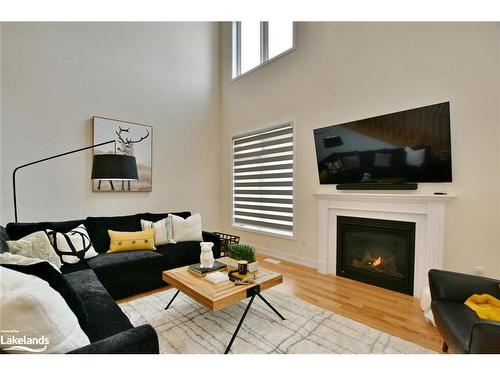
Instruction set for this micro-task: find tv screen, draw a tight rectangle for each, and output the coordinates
[313,102,452,185]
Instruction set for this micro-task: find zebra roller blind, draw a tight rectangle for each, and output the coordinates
[232,122,294,237]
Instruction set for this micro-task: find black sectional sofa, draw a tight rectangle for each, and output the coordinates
[2,211,221,354]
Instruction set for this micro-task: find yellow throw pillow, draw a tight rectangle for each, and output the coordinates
[107,229,156,253]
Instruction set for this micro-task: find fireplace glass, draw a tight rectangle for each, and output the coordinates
[337,216,415,295]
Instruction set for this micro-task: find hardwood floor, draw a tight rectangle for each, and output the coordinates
[117,253,444,352]
[255,253,443,352]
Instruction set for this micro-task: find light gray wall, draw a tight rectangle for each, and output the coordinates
[220,22,500,277]
[1,23,221,229]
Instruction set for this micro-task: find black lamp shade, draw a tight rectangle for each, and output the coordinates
[91,154,138,180]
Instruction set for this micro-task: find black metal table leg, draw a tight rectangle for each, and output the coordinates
[257,293,286,320]
[164,290,180,310]
[224,294,256,354]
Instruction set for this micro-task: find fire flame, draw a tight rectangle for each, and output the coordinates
[372,257,383,267]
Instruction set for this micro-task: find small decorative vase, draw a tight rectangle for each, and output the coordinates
[199,242,215,268]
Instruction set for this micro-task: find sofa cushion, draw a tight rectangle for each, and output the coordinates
[6,220,85,241]
[107,229,156,253]
[85,251,166,300]
[0,226,10,253]
[64,269,133,342]
[85,214,142,253]
[141,217,175,246]
[1,262,89,333]
[138,211,191,222]
[170,213,203,242]
[61,261,89,274]
[156,242,201,270]
[0,267,90,353]
[7,231,62,269]
[202,231,222,258]
[46,224,98,264]
[86,251,165,283]
[431,300,479,353]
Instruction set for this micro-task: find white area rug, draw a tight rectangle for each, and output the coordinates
[120,288,435,354]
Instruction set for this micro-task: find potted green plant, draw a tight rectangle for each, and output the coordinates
[226,244,258,272]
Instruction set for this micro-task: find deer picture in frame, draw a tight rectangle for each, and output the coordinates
[93,116,153,192]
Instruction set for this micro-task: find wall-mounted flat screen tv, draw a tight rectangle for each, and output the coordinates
[313,102,452,185]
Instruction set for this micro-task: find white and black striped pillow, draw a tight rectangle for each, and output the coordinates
[46,225,98,264]
[141,217,176,246]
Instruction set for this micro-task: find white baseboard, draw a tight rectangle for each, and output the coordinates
[249,243,318,269]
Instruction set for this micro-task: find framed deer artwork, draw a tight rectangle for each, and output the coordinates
[92,116,153,192]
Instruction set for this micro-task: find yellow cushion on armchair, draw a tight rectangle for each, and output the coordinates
[464,294,500,322]
[107,229,156,253]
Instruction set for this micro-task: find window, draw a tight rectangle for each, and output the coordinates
[232,122,294,237]
[232,21,294,78]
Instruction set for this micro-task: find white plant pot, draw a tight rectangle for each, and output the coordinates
[225,258,258,272]
[248,261,259,273]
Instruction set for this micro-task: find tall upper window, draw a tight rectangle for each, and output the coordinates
[232,21,295,79]
[232,123,294,237]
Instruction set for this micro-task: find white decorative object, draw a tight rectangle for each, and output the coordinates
[200,242,215,268]
[170,213,203,242]
[314,192,455,297]
[206,271,229,284]
[0,267,90,353]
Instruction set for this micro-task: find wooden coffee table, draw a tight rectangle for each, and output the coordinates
[162,257,284,354]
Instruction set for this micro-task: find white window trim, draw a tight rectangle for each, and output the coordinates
[230,119,297,240]
[231,21,296,81]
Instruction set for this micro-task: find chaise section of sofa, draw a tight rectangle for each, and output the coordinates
[85,251,166,299]
[64,269,159,353]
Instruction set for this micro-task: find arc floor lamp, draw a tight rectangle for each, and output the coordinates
[12,140,138,222]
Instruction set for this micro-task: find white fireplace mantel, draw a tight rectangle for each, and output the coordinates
[314,192,455,296]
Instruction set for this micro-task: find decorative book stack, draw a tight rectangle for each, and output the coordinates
[188,261,226,276]
[228,270,256,281]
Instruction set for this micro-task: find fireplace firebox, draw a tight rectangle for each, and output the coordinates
[336,216,415,295]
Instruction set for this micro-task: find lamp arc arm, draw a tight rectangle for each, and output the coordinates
[12,140,116,222]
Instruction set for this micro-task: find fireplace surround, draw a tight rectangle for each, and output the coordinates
[314,192,455,296]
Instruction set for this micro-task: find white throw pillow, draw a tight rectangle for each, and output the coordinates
[169,213,203,243]
[46,225,98,265]
[0,267,90,353]
[405,146,426,167]
[7,231,62,269]
[141,217,176,245]
[0,252,61,272]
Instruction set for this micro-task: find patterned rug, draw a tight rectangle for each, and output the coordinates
[119,288,435,354]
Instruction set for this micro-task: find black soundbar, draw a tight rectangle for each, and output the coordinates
[336,183,418,190]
